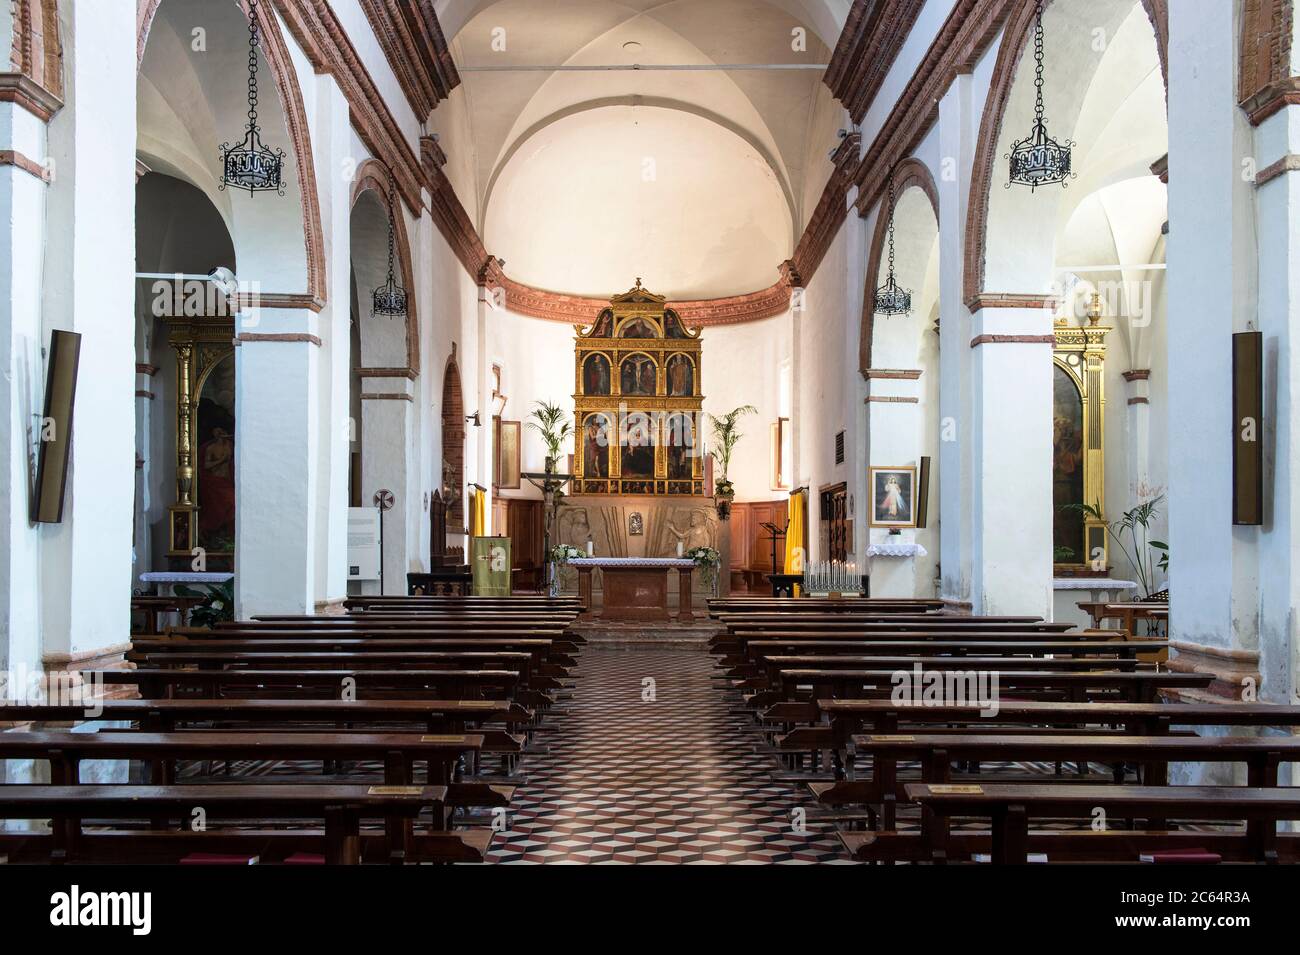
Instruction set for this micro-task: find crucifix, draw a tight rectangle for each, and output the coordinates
[522,466,577,584]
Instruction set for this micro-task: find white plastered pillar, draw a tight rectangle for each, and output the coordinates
[38,0,136,664]
[1165,0,1263,706]
[937,71,976,609]
[967,304,1055,618]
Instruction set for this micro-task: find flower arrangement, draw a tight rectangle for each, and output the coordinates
[687,546,722,594]
[686,546,721,568]
[548,544,584,565]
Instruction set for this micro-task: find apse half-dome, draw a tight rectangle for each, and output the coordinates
[483,105,793,300]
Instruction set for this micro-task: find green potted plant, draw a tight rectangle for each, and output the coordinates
[707,405,757,502]
[1063,495,1168,598]
[172,580,235,629]
[527,400,573,474]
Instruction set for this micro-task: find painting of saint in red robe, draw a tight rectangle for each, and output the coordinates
[197,356,237,552]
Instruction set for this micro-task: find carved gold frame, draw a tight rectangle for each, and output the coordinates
[1053,303,1109,573]
[162,313,235,561]
[572,282,705,496]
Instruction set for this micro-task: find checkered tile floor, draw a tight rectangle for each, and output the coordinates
[486,648,855,864]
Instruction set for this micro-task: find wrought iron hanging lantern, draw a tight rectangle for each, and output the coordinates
[219,0,286,195]
[874,173,912,317]
[1007,0,1073,191]
[372,178,409,319]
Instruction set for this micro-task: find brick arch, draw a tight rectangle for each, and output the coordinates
[441,357,466,534]
[351,159,420,376]
[860,157,939,376]
[1239,0,1296,122]
[9,0,63,104]
[962,0,1168,308]
[137,0,326,306]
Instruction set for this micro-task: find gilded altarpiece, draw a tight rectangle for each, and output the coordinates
[162,314,236,568]
[573,282,705,497]
[1052,309,1109,572]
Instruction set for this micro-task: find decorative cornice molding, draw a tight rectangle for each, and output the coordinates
[867,395,919,404]
[825,0,927,125]
[361,392,414,401]
[136,363,159,377]
[0,71,62,121]
[969,334,1055,348]
[358,367,418,380]
[1256,153,1300,187]
[1241,76,1300,125]
[356,0,459,119]
[235,292,326,312]
[966,293,1057,311]
[1127,396,1150,405]
[0,148,49,181]
[865,369,923,379]
[235,332,323,347]
[1123,369,1151,382]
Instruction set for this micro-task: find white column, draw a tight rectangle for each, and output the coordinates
[38,1,137,660]
[314,74,353,608]
[1255,115,1300,707]
[360,385,415,594]
[937,72,976,608]
[1166,0,1261,688]
[0,97,50,677]
[1122,369,1152,494]
[968,305,1055,618]
[234,309,322,617]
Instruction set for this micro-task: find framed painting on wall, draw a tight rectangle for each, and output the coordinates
[495,418,521,489]
[869,466,917,529]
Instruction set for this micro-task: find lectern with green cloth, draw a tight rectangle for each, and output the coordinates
[471,536,512,596]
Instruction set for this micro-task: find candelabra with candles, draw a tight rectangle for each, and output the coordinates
[803,560,865,597]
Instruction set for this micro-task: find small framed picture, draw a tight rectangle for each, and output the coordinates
[869,466,917,529]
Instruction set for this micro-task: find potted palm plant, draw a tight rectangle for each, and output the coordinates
[707,405,757,505]
[527,400,573,475]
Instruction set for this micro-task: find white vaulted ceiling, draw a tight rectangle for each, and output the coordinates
[435,0,844,300]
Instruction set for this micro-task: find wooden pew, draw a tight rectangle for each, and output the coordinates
[87,668,524,702]
[905,783,1300,864]
[766,668,1214,705]
[134,636,576,669]
[852,732,1300,857]
[7,697,535,782]
[3,698,530,733]
[0,784,448,864]
[708,598,945,615]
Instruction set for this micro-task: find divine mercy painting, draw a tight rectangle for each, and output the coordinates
[196,353,237,552]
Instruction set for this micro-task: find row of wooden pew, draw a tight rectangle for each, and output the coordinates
[709,596,1300,864]
[0,594,583,865]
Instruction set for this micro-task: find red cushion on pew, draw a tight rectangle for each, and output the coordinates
[180,853,259,865]
[1139,849,1221,864]
[283,852,325,865]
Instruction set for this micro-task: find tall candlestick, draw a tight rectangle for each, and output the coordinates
[586,539,594,556]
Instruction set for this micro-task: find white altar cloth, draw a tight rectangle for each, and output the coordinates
[568,558,696,570]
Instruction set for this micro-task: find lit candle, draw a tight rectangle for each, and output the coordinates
[587,539,594,557]
[677,541,684,558]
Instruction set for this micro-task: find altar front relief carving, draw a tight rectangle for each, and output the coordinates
[553,497,719,593]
